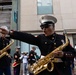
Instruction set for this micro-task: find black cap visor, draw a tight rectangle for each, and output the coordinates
[40,22,54,29]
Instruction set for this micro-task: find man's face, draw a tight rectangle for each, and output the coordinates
[16,48,19,52]
[41,24,55,36]
[1,33,6,38]
[32,47,36,51]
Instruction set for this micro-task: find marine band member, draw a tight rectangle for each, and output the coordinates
[0,15,76,75]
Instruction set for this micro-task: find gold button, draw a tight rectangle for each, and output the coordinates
[45,42,47,44]
[54,43,56,45]
[52,37,54,39]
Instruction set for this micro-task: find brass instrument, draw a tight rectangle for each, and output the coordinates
[12,57,22,68]
[12,60,21,68]
[28,34,69,75]
[0,39,14,58]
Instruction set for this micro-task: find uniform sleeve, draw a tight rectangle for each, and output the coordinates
[10,31,40,46]
[62,44,76,62]
[6,39,11,54]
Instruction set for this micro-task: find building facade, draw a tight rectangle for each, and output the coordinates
[0,0,12,29]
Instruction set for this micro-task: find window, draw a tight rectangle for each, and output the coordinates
[21,42,30,53]
[21,42,41,56]
[37,0,53,15]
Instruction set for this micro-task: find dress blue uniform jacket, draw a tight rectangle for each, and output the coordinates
[0,37,11,68]
[10,31,76,75]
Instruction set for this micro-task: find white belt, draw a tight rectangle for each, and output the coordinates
[40,55,63,63]
[53,58,63,62]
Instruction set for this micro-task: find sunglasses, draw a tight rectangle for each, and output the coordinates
[40,24,54,29]
[41,25,50,29]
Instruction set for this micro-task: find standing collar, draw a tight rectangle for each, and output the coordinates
[46,33,56,38]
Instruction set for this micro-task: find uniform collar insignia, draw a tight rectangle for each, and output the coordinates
[45,42,47,44]
[61,39,65,44]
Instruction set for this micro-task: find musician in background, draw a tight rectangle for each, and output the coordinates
[13,46,21,75]
[28,47,37,65]
[0,26,11,75]
[0,15,76,75]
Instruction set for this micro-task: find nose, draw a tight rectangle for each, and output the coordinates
[42,28,47,33]
[42,28,46,31]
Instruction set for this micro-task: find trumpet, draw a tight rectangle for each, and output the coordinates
[28,34,69,75]
[0,39,14,58]
[12,59,21,68]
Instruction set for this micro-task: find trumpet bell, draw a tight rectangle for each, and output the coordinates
[12,62,19,67]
